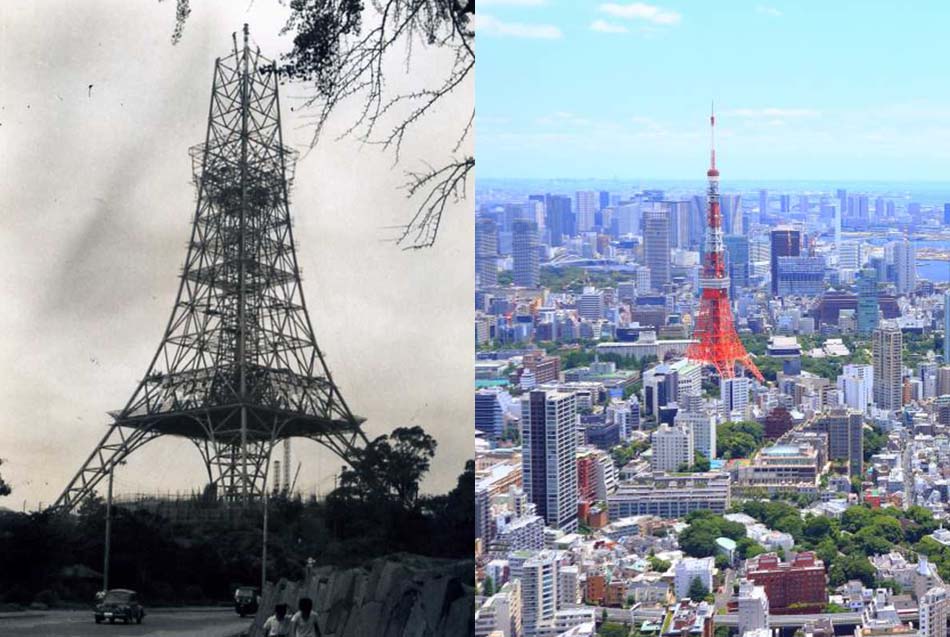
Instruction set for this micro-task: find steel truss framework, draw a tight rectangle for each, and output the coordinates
[687,109,764,383]
[53,27,367,512]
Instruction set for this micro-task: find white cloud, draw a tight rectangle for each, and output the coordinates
[755,5,783,17]
[728,107,819,118]
[598,2,682,26]
[474,14,562,39]
[590,19,629,33]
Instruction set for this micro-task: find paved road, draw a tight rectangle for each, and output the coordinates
[0,608,251,637]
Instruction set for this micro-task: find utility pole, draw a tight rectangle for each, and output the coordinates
[103,465,115,593]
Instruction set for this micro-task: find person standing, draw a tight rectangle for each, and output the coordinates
[290,597,321,637]
[262,603,292,637]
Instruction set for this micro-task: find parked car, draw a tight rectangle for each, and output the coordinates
[94,589,145,624]
[234,586,260,617]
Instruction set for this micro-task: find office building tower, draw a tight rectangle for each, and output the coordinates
[599,190,610,211]
[780,194,791,213]
[945,204,950,226]
[776,256,825,297]
[643,206,671,291]
[721,193,743,235]
[577,287,604,321]
[856,268,879,335]
[575,190,597,232]
[722,376,750,418]
[651,423,694,472]
[944,291,950,363]
[512,219,540,288]
[839,241,862,271]
[544,194,572,246]
[737,580,770,635]
[894,238,917,296]
[476,218,499,288]
[522,390,579,532]
[920,587,950,637]
[837,364,873,412]
[724,235,750,294]
[873,324,903,411]
[521,552,557,636]
[770,228,801,295]
[814,408,864,477]
[676,409,717,460]
[759,189,768,216]
[475,387,508,441]
[939,366,950,396]
[667,200,693,249]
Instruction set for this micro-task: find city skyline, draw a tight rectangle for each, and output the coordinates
[477,1,950,180]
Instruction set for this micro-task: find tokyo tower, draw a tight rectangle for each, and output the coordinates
[686,106,764,383]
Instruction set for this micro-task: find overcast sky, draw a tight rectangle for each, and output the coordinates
[0,1,473,509]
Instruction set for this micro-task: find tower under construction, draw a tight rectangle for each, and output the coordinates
[53,26,367,512]
[686,107,764,383]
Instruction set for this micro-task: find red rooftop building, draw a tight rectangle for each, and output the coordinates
[745,552,827,614]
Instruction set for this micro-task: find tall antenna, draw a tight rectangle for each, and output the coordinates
[710,100,716,172]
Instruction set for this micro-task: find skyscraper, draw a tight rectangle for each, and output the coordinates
[894,238,917,296]
[723,235,750,295]
[873,324,902,411]
[651,423,694,472]
[643,205,671,291]
[856,268,879,335]
[770,228,801,296]
[944,203,950,226]
[512,219,540,288]
[475,217,498,288]
[759,189,768,217]
[522,390,579,532]
[944,290,950,363]
[575,190,597,232]
[544,194,572,246]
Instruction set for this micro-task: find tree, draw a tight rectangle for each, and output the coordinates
[0,459,10,497]
[482,575,494,596]
[688,576,709,602]
[165,0,474,249]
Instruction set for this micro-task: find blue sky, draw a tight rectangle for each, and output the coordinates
[476,1,950,180]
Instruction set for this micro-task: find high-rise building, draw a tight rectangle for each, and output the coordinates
[724,235,750,294]
[813,408,864,477]
[856,268,879,335]
[770,228,801,296]
[837,364,873,412]
[643,206,671,291]
[521,552,557,635]
[651,423,694,472]
[475,387,509,441]
[544,194,572,246]
[776,255,825,297]
[675,409,717,460]
[512,219,540,288]
[839,241,862,270]
[737,579,770,635]
[599,190,611,211]
[919,587,950,637]
[476,217,498,289]
[722,376,750,418]
[873,324,903,411]
[522,390,579,532]
[894,238,917,296]
[944,291,950,363]
[938,366,950,397]
[577,287,604,321]
[575,190,598,233]
[759,189,768,216]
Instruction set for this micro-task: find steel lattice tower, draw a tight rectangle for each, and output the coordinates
[686,107,764,383]
[53,27,367,512]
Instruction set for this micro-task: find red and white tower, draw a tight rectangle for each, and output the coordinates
[686,106,764,382]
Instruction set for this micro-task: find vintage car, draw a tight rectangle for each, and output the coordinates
[94,588,145,624]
